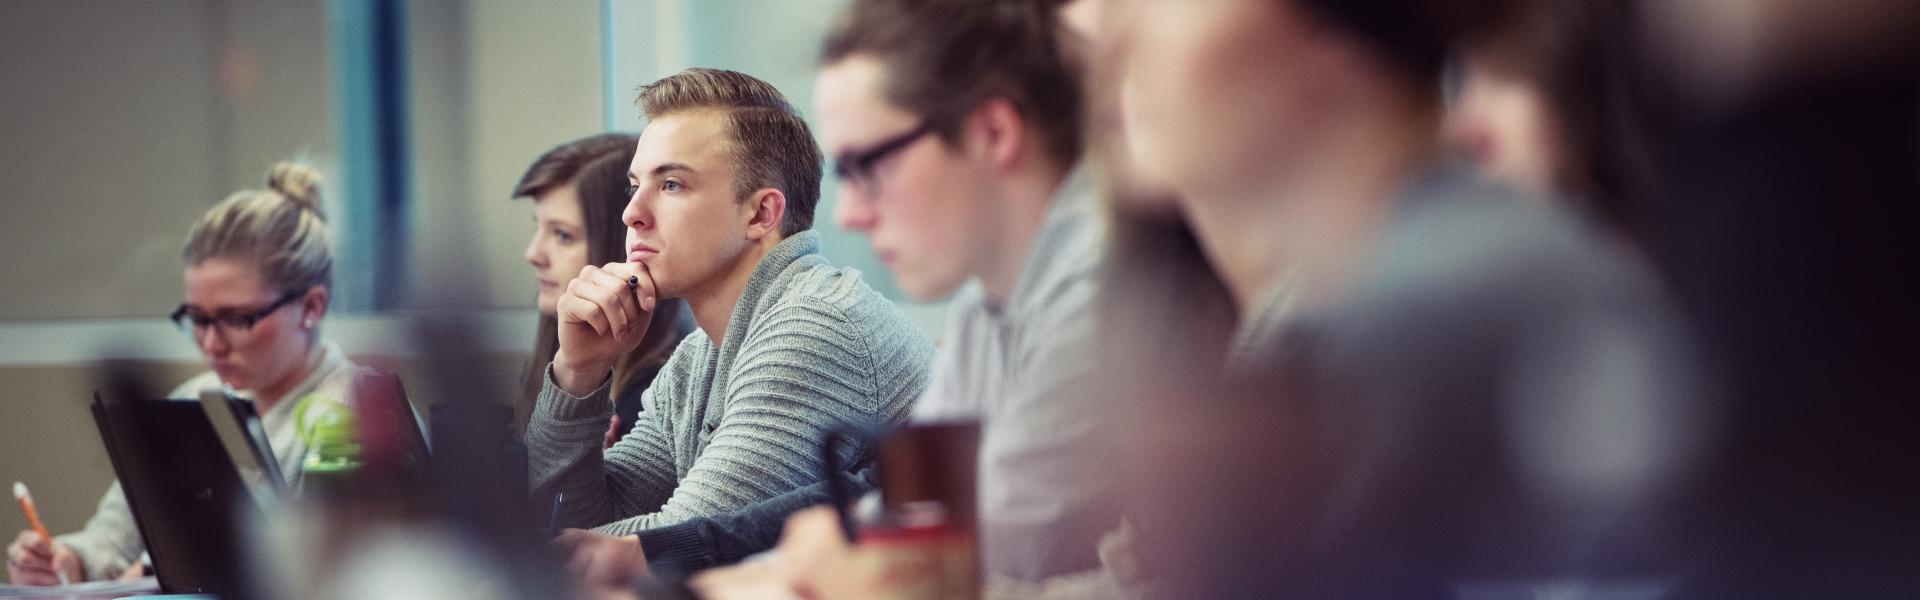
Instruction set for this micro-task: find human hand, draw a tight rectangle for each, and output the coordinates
[686,559,803,600]
[774,507,867,599]
[6,530,81,586]
[551,528,650,592]
[689,507,865,599]
[553,262,657,396]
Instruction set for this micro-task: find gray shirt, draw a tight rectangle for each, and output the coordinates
[912,166,1120,581]
[528,231,934,536]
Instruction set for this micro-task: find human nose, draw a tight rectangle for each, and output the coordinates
[524,231,546,267]
[195,324,231,356]
[834,186,878,232]
[623,188,653,231]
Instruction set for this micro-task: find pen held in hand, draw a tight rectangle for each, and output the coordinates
[14,481,71,586]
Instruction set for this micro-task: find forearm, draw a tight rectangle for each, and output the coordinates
[53,483,142,581]
[984,520,1153,600]
[589,387,866,537]
[636,470,873,576]
[527,366,674,530]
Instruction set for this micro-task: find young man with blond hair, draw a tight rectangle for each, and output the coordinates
[528,68,933,542]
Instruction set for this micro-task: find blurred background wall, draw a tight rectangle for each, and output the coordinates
[0,0,940,540]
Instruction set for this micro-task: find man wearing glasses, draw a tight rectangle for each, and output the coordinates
[803,0,1118,588]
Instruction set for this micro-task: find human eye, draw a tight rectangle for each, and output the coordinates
[553,228,577,245]
[222,313,260,331]
[625,184,639,198]
[661,179,683,193]
[187,312,218,329]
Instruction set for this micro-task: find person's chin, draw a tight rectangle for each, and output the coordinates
[214,371,249,390]
[647,272,679,301]
[898,272,965,303]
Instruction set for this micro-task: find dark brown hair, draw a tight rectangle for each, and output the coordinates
[821,0,1084,168]
[1462,0,1658,241]
[1295,0,1518,85]
[635,68,823,237]
[512,134,693,434]
[514,133,637,200]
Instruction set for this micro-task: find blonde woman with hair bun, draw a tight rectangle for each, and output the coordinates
[5,162,375,586]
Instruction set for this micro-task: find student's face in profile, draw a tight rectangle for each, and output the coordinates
[623,110,761,301]
[1118,0,1318,200]
[1443,58,1564,195]
[181,258,311,393]
[816,55,995,302]
[1063,0,1182,209]
[525,184,590,315]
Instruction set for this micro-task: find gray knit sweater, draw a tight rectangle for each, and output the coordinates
[527,231,933,536]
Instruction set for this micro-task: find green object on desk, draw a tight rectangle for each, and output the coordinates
[294,392,361,473]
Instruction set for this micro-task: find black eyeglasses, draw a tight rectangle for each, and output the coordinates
[170,289,305,340]
[831,121,936,192]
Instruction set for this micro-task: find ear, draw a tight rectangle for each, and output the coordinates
[300,285,330,328]
[743,188,788,242]
[965,97,1028,171]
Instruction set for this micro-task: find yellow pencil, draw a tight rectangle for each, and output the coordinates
[13,482,71,585]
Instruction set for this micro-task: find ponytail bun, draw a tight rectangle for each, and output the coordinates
[267,161,325,219]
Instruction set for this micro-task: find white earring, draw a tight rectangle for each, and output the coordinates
[303,319,314,329]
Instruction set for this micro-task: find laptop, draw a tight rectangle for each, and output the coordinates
[90,393,260,596]
[91,372,429,596]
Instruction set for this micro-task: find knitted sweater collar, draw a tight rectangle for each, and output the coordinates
[714,230,823,350]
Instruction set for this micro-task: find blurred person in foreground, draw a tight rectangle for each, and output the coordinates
[6,163,373,585]
[513,133,695,445]
[527,67,933,550]
[1626,1,1920,595]
[1089,0,1715,596]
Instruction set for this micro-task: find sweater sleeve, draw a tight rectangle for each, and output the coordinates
[528,360,682,530]
[636,468,874,576]
[592,297,927,536]
[52,482,143,581]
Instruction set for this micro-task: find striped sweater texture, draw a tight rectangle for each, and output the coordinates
[527,231,933,535]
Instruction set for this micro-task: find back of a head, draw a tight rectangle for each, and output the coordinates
[1465,0,1658,239]
[821,0,1085,169]
[635,68,823,237]
[1295,0,1519,87]
[183,162,333,292]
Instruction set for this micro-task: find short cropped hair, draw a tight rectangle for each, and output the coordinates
[635,68,823,237]
[821,0,1083,168]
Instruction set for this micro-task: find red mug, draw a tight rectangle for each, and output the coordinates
[822,422,981,599]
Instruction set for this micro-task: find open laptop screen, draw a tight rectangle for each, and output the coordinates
[91,393,254,596]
